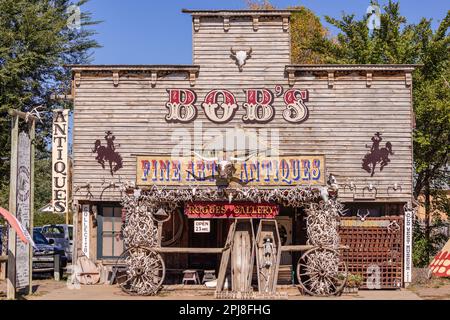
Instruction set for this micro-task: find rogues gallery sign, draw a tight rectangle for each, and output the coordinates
[136,155,325,186]
[185,202,279,219]
[165,87,309,123]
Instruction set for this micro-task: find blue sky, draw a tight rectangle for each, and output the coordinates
[82,0,448,65]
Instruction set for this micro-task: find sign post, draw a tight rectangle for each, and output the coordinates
[15,132,31,291]
[6,109,37,299]
[403,205,413,286]
[81,204,90,258]
[6,115,19,300]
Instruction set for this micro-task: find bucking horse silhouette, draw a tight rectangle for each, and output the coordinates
[362,132,394,177]
[92,131,123,175]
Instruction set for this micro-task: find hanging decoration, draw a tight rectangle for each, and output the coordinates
[117,180,347,296]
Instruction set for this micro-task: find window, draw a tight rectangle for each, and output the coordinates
[42,226,65,238]
[68,226,73,241]
[97,205,124,259]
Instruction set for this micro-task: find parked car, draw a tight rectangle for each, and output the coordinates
[33,226,42,234]
[33,230,67,274]
[41,224,73,262]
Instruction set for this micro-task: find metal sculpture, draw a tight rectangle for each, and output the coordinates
[362,132,394,176]
[92,131,123,175]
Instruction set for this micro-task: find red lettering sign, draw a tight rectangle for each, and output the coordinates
[184,201,279,219]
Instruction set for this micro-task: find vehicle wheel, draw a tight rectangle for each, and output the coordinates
[296,247,348,296]
[114,246,165,296]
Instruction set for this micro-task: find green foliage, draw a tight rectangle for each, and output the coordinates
[246,0,333,63]
[0,0,100,210]
[34,150,52,213]
[34,212,65,226]
[346,273,364,288]
[413,218,448,267]
[321,0,449,264]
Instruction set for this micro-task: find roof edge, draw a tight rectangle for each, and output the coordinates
[286,64,420,72]
[67,65,200,72]
[182,9,297,16]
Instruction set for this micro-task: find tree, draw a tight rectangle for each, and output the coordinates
[246,0,333,63]
[325,1,450,264]
[0,0,100,211]
[248,0,450,264]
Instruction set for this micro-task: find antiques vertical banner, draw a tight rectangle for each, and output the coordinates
[15,132,31,288]
[52,110,69,215]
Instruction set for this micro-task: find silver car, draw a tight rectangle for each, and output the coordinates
[41,224,73,262]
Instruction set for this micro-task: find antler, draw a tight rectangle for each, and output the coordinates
[230,47,236,56]
[229,152,256,162]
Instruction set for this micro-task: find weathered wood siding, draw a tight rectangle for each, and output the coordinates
[72,14,413,204]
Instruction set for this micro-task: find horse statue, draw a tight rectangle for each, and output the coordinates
[362,132,394,177]
[92,131,123,175]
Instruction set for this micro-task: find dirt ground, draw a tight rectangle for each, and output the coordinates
[0,279,437,300]
[1,276,449,300]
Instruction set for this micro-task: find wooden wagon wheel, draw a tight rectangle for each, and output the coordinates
[296,247,348,296]
[115,246,165,296]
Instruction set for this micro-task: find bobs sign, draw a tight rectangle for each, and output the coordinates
[165,87,309,123]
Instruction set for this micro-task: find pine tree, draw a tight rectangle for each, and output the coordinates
[0,0,100,211]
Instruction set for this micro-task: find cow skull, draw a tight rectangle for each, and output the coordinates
[230,47,252,71]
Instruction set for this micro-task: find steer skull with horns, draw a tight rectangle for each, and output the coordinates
[187,151,256,188]
[230,47,252,71]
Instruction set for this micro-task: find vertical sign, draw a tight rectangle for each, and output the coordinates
[16,132,31,288]
[52,110,69,215]
[81,204,90,257]
[404,207,413,284]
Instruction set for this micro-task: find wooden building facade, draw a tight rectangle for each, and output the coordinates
[69,9,416,290]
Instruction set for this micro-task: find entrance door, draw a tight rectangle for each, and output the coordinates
[276,216,292,265]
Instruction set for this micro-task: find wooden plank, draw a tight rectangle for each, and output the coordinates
[154,247,223,254]
[15,132,31,290]
[29,121,35,295]
[216,221,235,293]
[7,115,18,300]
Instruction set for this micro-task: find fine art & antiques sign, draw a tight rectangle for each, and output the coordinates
[136,155,325,186]
[185,202,279,219]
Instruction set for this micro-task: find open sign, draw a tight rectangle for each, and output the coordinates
[194,220,210,233]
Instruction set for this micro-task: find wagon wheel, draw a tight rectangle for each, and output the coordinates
[115,246,165,296]
[296,247,348,296]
